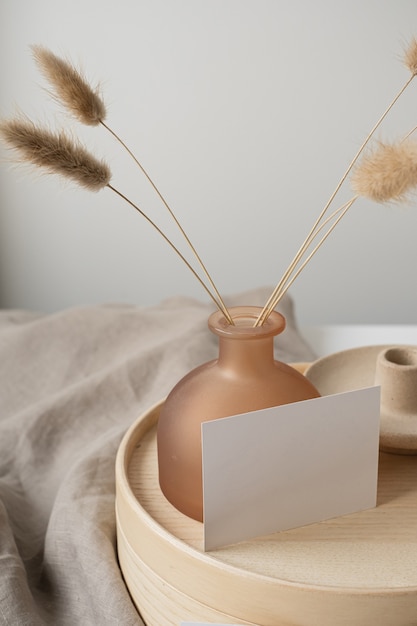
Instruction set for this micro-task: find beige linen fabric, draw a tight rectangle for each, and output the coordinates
[0,288,315,625]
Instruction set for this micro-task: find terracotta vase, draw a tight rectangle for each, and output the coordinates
[157,306,320,521]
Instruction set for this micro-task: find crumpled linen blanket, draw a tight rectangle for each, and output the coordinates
[0,288,316,626]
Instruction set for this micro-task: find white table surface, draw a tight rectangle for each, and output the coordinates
[301,324,417,358]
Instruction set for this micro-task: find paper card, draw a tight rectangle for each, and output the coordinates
[202,387,380,551]
[181,623,240,626]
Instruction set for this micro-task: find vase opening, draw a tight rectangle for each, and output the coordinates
[208,306,286,339]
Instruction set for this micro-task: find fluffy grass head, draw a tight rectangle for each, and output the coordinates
[404,37,417,76]
[32,45,106,126]
[0,117,111,191]
[351,140,417,203]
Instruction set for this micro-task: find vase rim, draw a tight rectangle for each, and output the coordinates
[208,306,286,339]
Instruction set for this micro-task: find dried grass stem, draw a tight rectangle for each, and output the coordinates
[100,120,233,323]
[255,69,416,325]
[107,183,228,314]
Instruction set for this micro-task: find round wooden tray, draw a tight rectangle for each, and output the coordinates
[115,399,417,626]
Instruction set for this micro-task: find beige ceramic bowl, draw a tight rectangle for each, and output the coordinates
[305,344,417,453]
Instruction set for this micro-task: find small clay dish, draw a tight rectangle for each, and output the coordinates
[305,344,417,455]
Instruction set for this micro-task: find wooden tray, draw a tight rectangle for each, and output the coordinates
[115,400,417,626]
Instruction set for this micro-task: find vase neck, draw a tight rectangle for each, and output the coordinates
[217,335,276,375]
[208,306,285,375]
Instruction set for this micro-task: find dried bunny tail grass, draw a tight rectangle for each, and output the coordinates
[31,45,106,125]
[0,117,111,191]
[256,41,417,326]
[404,37,417,76]
[351,140,417,203]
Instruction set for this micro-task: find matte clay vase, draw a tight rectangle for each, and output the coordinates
[157,306,320,522]
[375,346,417,455]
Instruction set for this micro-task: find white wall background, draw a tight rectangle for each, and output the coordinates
[0,0,416,324]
